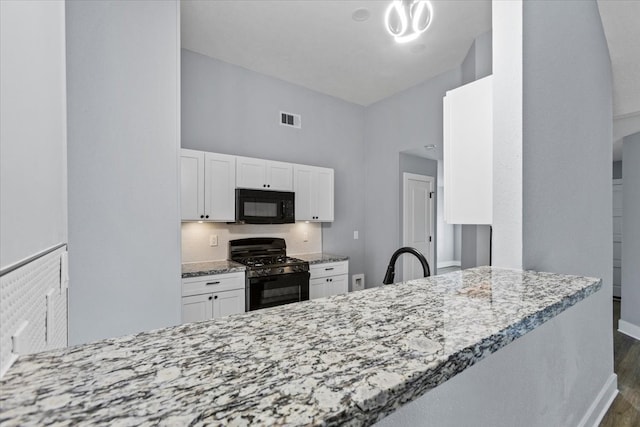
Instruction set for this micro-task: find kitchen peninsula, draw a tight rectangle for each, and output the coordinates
[0,267,603,426]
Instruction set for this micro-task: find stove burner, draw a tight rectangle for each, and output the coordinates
[229,237,309,278]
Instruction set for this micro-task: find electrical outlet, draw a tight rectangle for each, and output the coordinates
[209,235,218,247]
[303,231,308,242]
[352,274,365,291]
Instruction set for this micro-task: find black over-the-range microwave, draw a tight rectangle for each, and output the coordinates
[235,189,295,224]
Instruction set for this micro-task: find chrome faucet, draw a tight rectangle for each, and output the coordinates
[382,247,431,284]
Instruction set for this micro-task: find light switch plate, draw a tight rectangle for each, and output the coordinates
[353,230,359,240]
[209,235,218,247]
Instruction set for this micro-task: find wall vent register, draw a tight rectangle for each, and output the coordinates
[280,111,301,129]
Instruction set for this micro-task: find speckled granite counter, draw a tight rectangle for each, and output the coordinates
[0,267,600,426]
[293,252,349,264]
[181,260,246,278]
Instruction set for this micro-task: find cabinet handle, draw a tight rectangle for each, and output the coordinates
[200,215,204,219]
[206,281,220,286]
[214,295,218,299]
[263,184,266,188]
[267,184,270,188]
[325,267,334,271]
[208,296,213,300]
[205,215,209,219]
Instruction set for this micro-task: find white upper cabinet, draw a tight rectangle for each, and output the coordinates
[204,152,236,221]
[294,165,334,222]
[181,149,205,221]
[236,156,293,191]
[180,149,236,221]
[443,75,493,225]
[182,150,334,222]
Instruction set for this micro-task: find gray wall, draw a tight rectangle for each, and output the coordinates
[66,1,181,345]
[0,0,67,269]
[364,69,461,286]
[521,0,613,414]
[398,153,438,276]
[612,160,622,179]
[459,31,492,270]
[621,132,640,328]
[181,49,366,279]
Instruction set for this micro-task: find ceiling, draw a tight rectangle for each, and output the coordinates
[181,1,639,161]
[181,0,491,106]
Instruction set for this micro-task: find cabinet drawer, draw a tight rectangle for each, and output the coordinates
[309,261,348,279]
[182,272,245,297]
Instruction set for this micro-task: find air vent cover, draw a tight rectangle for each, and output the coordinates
[280,111,301,129]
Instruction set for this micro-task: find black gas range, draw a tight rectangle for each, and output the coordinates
[229,238,310,311]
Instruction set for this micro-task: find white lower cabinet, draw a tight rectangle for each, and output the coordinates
[309,261,348,299]
[181,272,245,323]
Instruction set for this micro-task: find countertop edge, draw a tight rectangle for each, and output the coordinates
[357,277,603,425]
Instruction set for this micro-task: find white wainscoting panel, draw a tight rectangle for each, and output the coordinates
[0,246,68,377]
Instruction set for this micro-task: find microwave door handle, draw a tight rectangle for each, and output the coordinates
[281,201,286,219]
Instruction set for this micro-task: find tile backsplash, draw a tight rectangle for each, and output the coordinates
[181,222,322,263]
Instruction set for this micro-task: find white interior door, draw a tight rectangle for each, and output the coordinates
[403,173,435,281]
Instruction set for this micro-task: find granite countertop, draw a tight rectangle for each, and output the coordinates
[181,260,246,278]
[293,252,349,264]
[0,267,601,426]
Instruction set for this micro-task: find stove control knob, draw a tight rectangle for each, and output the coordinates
[279,268,284,274]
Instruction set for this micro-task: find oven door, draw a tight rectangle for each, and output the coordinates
[247,272,310,311]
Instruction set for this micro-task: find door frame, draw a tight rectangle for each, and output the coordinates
[402,172,435,281]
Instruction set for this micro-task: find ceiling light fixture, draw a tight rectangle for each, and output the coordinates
[385,0,433,44]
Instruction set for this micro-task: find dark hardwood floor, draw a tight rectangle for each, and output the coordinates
[600,300,640,427]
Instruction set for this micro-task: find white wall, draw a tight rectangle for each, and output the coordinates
[491,0,523,269]
[181,222,322,263]
[0,0,68,377]
[66,0,181,345]
[621,131,640,336]
[0,0,67,269]
[489,0,615,422]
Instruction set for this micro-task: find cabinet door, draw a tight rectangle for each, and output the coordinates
[204,152,236,221]
[309,277,326,300]
[182,293,213,323]
[236,156,266,189]
[267,161,293,191]
[293,165,313,221]
[327,274,348,296]
[213,288,245,318]
[180,149,205,221]
[443,75,492,224]
[315,167,334,222]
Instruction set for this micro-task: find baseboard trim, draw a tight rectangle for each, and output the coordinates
[577,374,618,427]
[618,319,640,341]
[437,260,461,268]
